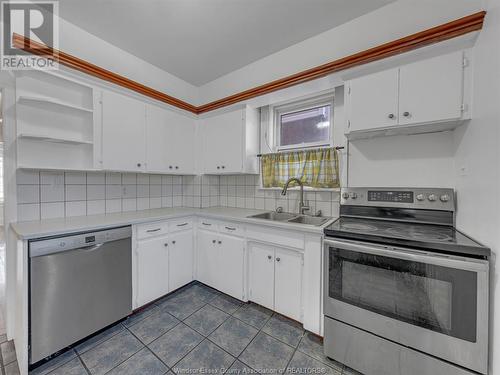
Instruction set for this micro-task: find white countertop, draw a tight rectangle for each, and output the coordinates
[11,206,336,240]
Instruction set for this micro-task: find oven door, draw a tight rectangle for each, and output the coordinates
[324,238,489,374]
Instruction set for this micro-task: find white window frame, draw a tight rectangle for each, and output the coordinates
[273,93,334,151]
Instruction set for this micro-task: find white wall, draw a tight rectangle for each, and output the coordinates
[198,0,482,103]
[452,1,500,373]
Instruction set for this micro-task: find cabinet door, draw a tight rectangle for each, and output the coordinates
[146,105,195,174]
[274,248,303,322]
[398,51,464,126]
[196,229,219,289]
[135,236,169,307]
[218,234,245,300]
[102,90,146,171]
[203,109,243,174]
[248,243,275,310]
[348,68,399,132]
[169,230,194,292]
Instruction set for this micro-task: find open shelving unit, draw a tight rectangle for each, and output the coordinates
[15,70,96,170]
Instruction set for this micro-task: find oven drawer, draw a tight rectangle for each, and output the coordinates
[324,317,474,375]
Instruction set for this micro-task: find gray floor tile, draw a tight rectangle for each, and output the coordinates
[209,294,243,314]
[106,347,168,375]
[184,304,229,336]
[287,351,342,375]
[226,360,258,375]
[148,323,203,368]
[157,290,206,320]
[128,309,179,344]
[233,303,273,329]
[5,361,20,375]
[239,332,294,373]
[208,317,258,357]
[29,349,78,375]
[172,339,234,374]
[342,366,363,375]
[185,284,219,303]
[1,340,16,365]
[74,323,124,355]
[79,330,143,375]
[123,304,160,328]
[262,314,304,347]
[297,332,343,372]
[46,357,88,375]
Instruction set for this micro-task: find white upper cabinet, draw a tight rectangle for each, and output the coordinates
[346,51,468,139]
[146,104,195,174]
[101,90,146,172]
[200,105,259,174]
[348,68,399,132]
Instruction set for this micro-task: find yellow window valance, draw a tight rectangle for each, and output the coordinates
[261,148,340,189]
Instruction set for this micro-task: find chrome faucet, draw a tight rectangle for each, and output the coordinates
[281,177,310,215]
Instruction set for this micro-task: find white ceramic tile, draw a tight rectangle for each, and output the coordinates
[150,185,161,198]
[245,175,256,185]
[150,197,162,209]
[17,170,39,184]
[219,196,228,206]
[220,176,228,186]
[17,203,40,221]
[162,175,173,185]
[227,196,236,207]
[244,186,255,197]
[41,202,65,219]
[245,197,255,209]
[87,185,105,200]
[227,176,236,185]
[65,201,87,217]
[173,185,182,195]
[162,185,173,196]
[86,172,105,184]
[105,185,122,199]
[316,192,333,202]
[137,174,150,184]
[172,176,182,184]
[65,185,86,201]
[227,185,236,196]
[236,176,246,186]
[40,171,64,185]
[17,185,39,204]
[236,186,245,197]
[65,172,86,185]
[173,196,182,207]
[183,196,193,207]
[264,198,276,210]
[105,172,122,185]
[137,197,150,210]
[122,173,137,185]
[150,175,162,185]
[41,184,64,203]
[122,185,137,199]
[137,185,150,198]
[122,198,137,212]
[255,197,265,209]
[105,199,122,213]
[201,196,210,208]
[315,201,332,217]
[210,196,219,207]
[87,200,105,215]
[162,196,173,208]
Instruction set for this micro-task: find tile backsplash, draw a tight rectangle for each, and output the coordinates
[16,170,338,221]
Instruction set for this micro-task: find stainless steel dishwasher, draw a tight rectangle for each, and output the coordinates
[29,226,132,364]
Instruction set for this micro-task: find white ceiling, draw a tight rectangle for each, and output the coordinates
[58,0,395,86]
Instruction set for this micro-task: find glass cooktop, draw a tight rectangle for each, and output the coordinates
[324,217,490,258]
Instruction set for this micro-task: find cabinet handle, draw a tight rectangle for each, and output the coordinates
[212,240,216,244]
[175,166,179,169]
[169,165,173,169]
[202,222,212,226]
[172,240,176,244]
[177,223,188,227]
[217,166,220,169]
[221,166,225,169]
[403,111,410,117]
[276,257,281,262]
[137,163,142,167]
[225,226,236,231]
[267,255,272,260]
[146,228,161,233]
[388,113,395,119]
[164,243,168,247]
[218,240,222,244]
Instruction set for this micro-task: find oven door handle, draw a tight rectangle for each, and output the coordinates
[324,238,489,272]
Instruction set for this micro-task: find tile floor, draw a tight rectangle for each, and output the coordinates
[29,282,361,375]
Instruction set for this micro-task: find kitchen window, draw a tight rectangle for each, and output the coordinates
[274,95,333,151]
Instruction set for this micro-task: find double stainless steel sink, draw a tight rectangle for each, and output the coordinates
[248,211,331,226]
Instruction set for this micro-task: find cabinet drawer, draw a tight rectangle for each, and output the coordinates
[169,218,193,233]
[136,221,169,240]
[219,222,243,236]
[247,225,304,249]
[198,218,218,231]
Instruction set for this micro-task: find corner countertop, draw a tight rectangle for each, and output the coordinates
[11,206,336,240]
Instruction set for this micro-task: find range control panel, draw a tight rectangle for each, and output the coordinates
[340,187,455,211]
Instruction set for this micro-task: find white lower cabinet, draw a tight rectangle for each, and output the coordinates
[196,229,245,300]
[168,230,194,292]
[248,242,304,322]
[135,235,169,308]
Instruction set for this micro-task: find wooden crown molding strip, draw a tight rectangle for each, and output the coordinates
[13,11,485,115]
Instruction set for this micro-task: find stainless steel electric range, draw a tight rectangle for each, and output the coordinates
[323,187,490,375]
